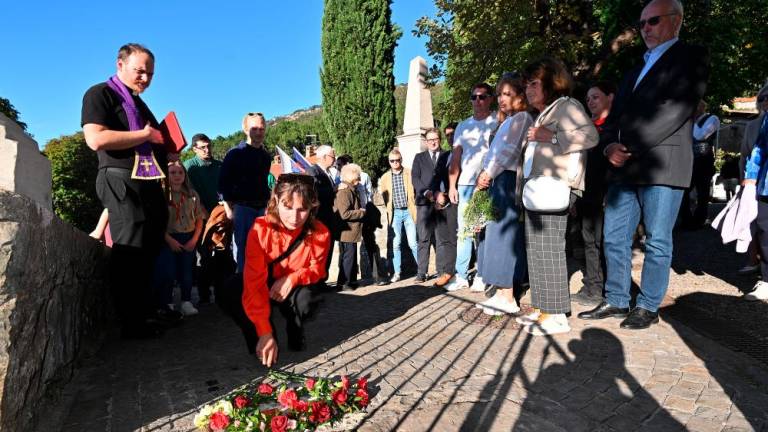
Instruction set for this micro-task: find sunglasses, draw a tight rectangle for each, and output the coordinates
[277,173,314,185]
[389,159,402,163]
[758,95,768,103]
[470,94,491,101]
[247,112,264,116]
[637,13,678,28]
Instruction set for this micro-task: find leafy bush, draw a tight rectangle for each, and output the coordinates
[43,132,101,231]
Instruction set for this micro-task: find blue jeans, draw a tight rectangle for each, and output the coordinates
[233,204,265,273]
[390,208,417,275]
[603,184,683,312]
[455,185,476,279]
[154,231,195,305]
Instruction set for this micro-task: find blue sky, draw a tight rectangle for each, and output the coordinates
[1,1,437,147]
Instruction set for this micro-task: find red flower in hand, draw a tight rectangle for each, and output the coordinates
[270,415,289,432]
[209,410,231,430]
[233,395,251,409]
[341,375,350,390]
[309,401,331,423]
[305,378,316,390]
[357,377,368,391]
[293,400,308,413]
[277,388,299,409]
[258,383,274,396]
[332,388,348,406]
[356,388,370,407]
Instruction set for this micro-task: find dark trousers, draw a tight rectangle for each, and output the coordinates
[217,275,317,353]
[580,199,606,296]
[754,199,768,281]
[96,168,167,328]
[416,205,437,277]
[681,154,715,225]
[338,242,358,286]
[361,227,386,280]
[434,204,458,275]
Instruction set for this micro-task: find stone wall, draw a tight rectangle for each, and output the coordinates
[0,191,111,431]
[0,113,52,210]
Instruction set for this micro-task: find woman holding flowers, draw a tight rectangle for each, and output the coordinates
[517,57,598,335]
[243,173,331,366]
[474,72,533,316]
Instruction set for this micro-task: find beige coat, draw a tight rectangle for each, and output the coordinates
[518,97,599,194]
[378,168,417,224]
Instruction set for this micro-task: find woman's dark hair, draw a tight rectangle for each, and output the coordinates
[266,174,319,231]
[589,80,617,97]
[523,57,574,106]
[496,72,530,116]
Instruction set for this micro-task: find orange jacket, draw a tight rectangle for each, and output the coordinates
[242,216,330,337]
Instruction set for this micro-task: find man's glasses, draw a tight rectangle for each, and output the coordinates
[637,13,678,28]
[758,95,768,103]
[426,138,440,142]
[389,159,402,163]
[195,145,211,150]
[277,173,314,185]
[470,94,491,101]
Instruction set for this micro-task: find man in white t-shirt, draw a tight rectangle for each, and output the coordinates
[445,83,498,292]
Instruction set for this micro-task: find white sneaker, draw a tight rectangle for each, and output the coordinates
[180,301,199,316]
[445,275,469,292]
[470,276,486,292]
[744,281,768,301]
[515,310,541,326]
[479,293,520,315]
[524,314,571,336]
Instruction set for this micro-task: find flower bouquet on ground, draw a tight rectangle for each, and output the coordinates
[194,370,369,432]
[459,189,499,239]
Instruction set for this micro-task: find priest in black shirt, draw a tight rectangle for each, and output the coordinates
[81,43,172,339]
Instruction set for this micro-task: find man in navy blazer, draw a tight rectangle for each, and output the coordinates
[578,0,709,329]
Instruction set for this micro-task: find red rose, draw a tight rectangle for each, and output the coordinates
[277,389,299,409]
[209,410,231,430]
[233,395,251,409]
[305,378,316,390]
[309,401,331,423]
[270,415,289,432]
[357,377,368,391]
[261,408,278,417]
[332,388,348,406]
[258,383,274,395]
[356,388,370,407]
[293,400,308,412]
[340,375,350,390]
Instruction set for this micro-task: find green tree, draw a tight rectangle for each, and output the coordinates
[0,96,28,131]
[415,0,768,120]
[43,133,102,231]
[321,0,401,177]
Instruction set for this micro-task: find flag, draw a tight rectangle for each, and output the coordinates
[276,146,304,174]
[292,147,313,170]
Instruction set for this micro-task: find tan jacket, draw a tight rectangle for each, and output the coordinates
[518,97,599,193]
[378,168,417,224]
[334,182,365,243]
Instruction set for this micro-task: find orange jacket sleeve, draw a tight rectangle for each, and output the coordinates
[286,225,331,288]
[242,224,272,337]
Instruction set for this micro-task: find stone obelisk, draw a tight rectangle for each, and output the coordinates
[396,56,434,169]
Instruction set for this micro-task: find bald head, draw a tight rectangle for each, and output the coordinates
[640,0,684,49]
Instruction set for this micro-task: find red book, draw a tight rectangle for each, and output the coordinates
[160,111,187,153]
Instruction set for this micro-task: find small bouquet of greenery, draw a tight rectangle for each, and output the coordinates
[459,189,499,239]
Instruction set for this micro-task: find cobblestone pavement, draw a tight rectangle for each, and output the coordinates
[41,211,768,432]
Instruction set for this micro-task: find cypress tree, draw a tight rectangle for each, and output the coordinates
[321,0,401,178]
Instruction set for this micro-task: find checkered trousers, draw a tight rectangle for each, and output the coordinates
[524,211,570,314]
[392,171,408,209]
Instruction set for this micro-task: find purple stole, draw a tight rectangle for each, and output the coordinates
[105,76,165,180]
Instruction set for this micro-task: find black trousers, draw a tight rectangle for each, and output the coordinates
[217,275,318,353]
[416,205,437,277]
[681,154,715,225]
[579,196,606,295]
[434,204,458,275]
[361,226,386,280]
[338,242,358,286]
[96,168,167,327]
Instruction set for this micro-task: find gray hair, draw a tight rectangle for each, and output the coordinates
[316,145,334,158]
[648,0,684,35]
[340,163,361,184]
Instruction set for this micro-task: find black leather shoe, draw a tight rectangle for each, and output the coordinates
[572,288,603,307]
[415,274,428,283]
[577,301,630,320]
[620,307,659,330]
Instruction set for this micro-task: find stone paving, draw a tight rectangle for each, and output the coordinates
[39,206,768,432]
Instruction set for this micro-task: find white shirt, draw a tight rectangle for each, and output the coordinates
[357,171,373,206]
[483,112,533,178]
[634,37,679,90]
[454,113,498,185]
[693,113,720,142]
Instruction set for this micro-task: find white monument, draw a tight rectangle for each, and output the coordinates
[397,56,434,169]
[0,113,52,210]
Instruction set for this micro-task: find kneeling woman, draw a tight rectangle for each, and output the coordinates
[243,174,331,367]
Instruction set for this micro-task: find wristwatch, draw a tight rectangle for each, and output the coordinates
[551,134,558,145]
